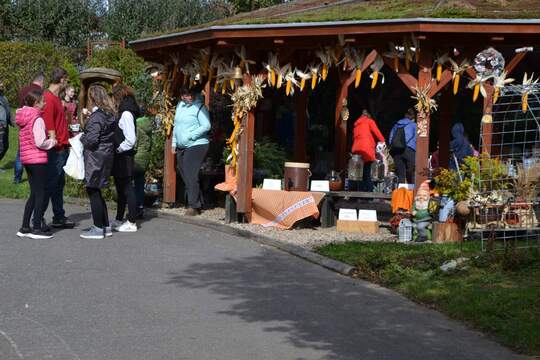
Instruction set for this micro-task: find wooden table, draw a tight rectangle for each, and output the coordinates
[320,191,392,228]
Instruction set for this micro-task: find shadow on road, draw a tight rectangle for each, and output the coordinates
[164,252,501,360]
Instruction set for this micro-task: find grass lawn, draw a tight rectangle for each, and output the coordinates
[316,240,540,355]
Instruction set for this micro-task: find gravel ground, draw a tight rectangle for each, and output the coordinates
[160,206,397,249]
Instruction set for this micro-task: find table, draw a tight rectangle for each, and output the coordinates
[320,191,392,228]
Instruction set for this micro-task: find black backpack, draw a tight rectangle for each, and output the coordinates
[390,126,407,153]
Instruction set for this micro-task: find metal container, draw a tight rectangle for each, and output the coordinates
[398,218,413,242]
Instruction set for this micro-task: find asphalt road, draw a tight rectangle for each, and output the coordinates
[0,199,527,360]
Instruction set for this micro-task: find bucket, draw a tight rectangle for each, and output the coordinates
[284,162,311,191]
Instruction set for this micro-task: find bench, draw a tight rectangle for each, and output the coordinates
[320,191,392,228]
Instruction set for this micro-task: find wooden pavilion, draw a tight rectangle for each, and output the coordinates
[131,0,540,220]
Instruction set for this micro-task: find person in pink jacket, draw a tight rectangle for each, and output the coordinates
[16,89,57,239]
[351,110,386,192]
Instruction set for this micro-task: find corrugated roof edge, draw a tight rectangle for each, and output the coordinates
[130,17,540,45]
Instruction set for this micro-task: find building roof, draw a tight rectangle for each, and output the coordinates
[134,0,540,41]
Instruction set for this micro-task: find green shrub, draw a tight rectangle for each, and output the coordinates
[0,41,78,104]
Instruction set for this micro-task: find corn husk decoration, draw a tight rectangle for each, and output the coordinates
[435,53,450,82]
[207,54,224,86]
[157,67,175,137]
[520,73,539,113]
[295,69,312,92]
[284,69,300,96]
[276,63,291,90]
[369,55,385,89]
[227,75,267,173]
[196,47,211,78]
[316,47,336,81]
[383,42,403,72]
[235,45,256,75]
[492,71,514,104]
[403,37,415,71]
[308,63,321,90]
[448,58,470,95]
[468,75,491,103]
[216,61,235,95]
[263,52,279,87]
[411,84,438,114]
[343,48,366,88]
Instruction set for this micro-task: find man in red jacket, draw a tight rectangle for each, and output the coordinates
[43,68,74,228]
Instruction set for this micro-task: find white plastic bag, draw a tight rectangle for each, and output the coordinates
[63,133,85,180]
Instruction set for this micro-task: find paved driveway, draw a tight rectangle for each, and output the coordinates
[0,199,527,360]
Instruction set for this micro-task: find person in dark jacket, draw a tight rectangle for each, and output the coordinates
[389,109,417,184]
[450,123,473,170]
[111,84,139,232]
[80,85,116,239]
[0,80,12,163]
[133,106,153,218]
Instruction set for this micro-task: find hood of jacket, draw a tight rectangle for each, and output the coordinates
[451,123,465,139]
[396,117,413,127]
[16,106,41,128]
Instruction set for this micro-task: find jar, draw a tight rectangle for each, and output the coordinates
[347,154,363,181]
[326,170,343,191]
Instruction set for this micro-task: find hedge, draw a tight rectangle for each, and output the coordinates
[0,41,78,104]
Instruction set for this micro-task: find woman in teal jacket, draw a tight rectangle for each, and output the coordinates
[172,86,211,215]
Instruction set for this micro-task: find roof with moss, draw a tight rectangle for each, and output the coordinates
[136,0,540,40]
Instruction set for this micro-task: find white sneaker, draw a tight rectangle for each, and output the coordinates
[117,220,137,232]
[110,219,123,231]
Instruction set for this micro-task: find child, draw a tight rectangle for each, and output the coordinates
[62,85,80,136]
[16,90,57,239]
[79,85,116,239]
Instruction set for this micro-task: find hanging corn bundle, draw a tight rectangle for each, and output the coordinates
[448,58,470,95]
[295,69,311,92]
[411,84,438,114]
[403,37,415,71]
[316,47,335,81]
[196,47,211,80]
[227,75,266,173]
[492,71,514,104]
[207,54,224,88]
[468,75,491,103]
[520,73,539,113]
[383,42,403,72]
[342,47,365,89]
[263,52,279,87]
[216,61,235,95]
[235,45,256,75]
[276,63,291,90]
[156,68,175,137]
[308,63,321,90]
[284,69,300,96]
[369,55,385,89]
[434,53,449,82]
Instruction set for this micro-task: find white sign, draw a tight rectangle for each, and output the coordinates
[358,210,378,222]
[338,208,357,221]
[262,179,282,190]
[398,183,415,190]
[310,180,330,192]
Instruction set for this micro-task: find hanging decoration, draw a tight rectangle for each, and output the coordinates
[276,63,291,89]
[263,52,279,87]
[492,71,514,103]
[227,75,266,173]
[308,63,321,90]
[343,48,366,88]
[383,42,403,72]
[468,75,491,102]
[284,68,299,96]
[434,53,449,82]
[295,69,311,92]
[207,54,225,87]
[369,54,384,89]
[520,73,539,113]
[235,46,256,74]
[411,84,438,114]
[316,47,337,81]
[448,58,470,95]
[473,47,505,79]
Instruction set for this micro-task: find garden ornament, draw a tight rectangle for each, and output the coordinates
[412,180,432,242]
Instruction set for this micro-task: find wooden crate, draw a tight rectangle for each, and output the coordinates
[337,220,379,234]
[432,222,463,243]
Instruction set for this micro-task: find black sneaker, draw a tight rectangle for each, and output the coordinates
[51,217,75,229]
[41,219,52,233]
[16,227,32,238]
[27,229,54,239]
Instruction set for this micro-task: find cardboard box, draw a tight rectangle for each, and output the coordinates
[337,220,379,234]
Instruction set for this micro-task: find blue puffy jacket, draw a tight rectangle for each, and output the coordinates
[172,98,211,149]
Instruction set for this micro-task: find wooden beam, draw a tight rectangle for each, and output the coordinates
[481,85,495,155]
[381,55,417,94]
[414,47,433,190]
[334,69,357,171]
[428,69,453,97]
[236,75,255,218]
[163,136,177,204]
[505,51,527,74]
[294,90,308,162]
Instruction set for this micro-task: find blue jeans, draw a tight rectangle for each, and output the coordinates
[45,149,68,221]
[133,170,146,210]
[14,149,23,182]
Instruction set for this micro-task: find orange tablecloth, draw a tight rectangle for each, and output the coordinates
[249,189,325,229]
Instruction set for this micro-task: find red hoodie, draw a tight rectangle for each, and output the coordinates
[351,115,385,162]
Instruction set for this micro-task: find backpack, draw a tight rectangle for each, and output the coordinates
[390,126,407,153]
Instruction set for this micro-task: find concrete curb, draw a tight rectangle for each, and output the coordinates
[149,209,356,276]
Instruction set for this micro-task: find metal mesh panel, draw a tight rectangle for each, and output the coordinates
[470,84,540,250]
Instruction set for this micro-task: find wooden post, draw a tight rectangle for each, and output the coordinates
[438,88,452,168]
[236,75,255,218]
[294,91,308,162]
[481,85,495,155]
[163,136,177,204]
[414,48,433,190]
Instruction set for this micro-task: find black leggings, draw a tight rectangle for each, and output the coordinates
[176,144,209,209]
[86,187,109,229]
[22,164,48,229]
[114,176,137,222]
